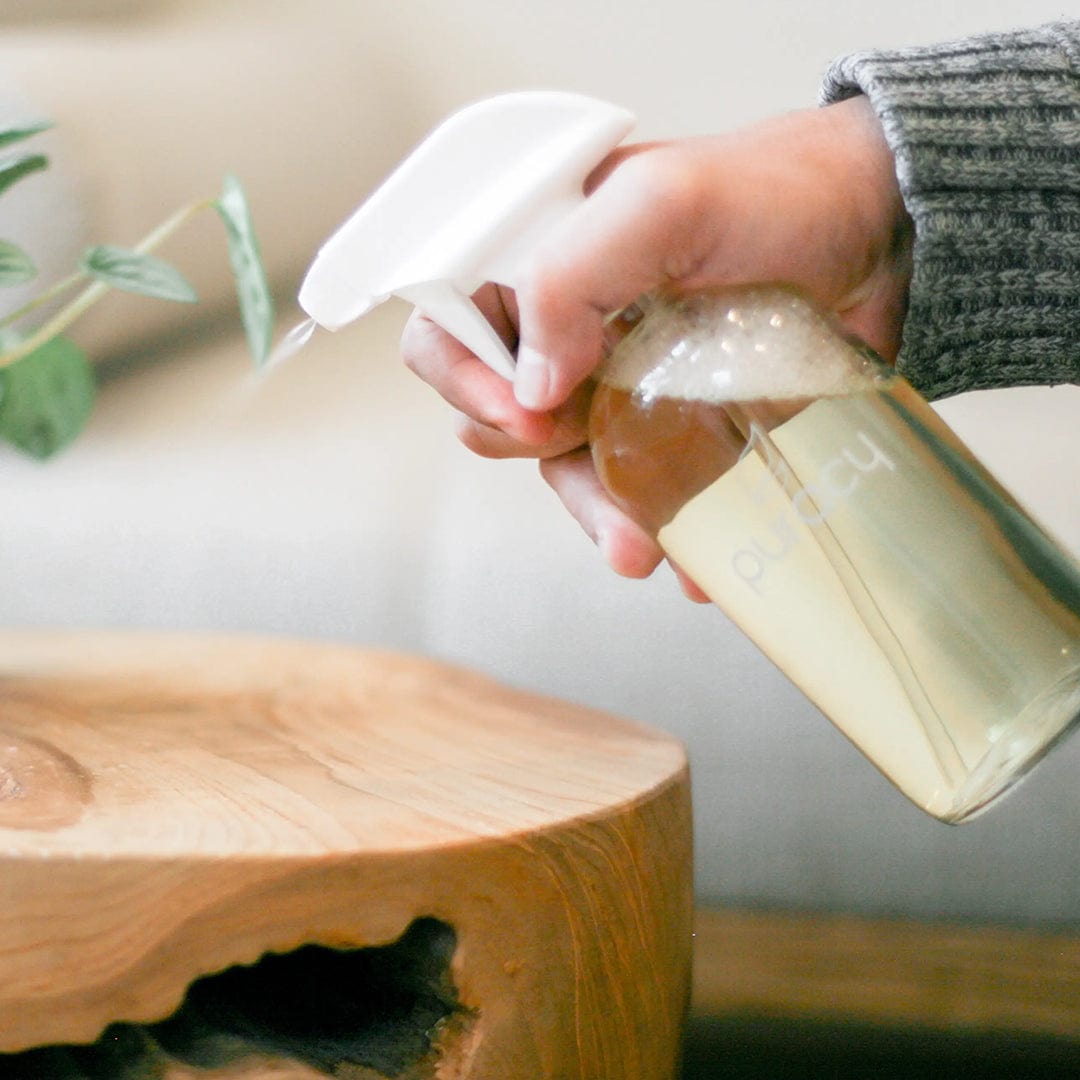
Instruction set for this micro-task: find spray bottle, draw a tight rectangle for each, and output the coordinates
[297,91,1080,823]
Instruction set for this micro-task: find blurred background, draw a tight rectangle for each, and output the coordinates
[0,0,1076,931]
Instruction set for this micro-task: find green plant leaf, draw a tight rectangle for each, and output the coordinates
[82,244,198,303]
[0,151,48,199]
[214,174,273,366]
[0,121,51,151]
[0,335,95,459]
[0,240,36,285]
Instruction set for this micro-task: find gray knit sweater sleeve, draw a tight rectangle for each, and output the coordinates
[821,21,1080,399]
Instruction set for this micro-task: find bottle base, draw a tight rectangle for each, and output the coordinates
[942,668,1080,824]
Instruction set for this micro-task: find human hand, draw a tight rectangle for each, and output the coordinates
[401,94,913,597]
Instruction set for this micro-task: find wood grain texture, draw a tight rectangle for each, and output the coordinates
[0,631,693,1079]
[693,908,1080,1039]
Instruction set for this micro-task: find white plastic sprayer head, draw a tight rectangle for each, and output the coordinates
[298,91,636,379]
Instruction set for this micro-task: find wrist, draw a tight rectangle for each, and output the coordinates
[828,94,912,293]
[815,94,913,359]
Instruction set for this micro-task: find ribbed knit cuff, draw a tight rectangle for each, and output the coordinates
[821,21,1080,399]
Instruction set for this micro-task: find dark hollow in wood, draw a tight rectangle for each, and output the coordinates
[0,917,465,1078]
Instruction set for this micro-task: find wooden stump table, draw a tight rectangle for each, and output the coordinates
[0,632,692,1079]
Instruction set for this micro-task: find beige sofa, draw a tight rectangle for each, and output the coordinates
[1,0,1079,937]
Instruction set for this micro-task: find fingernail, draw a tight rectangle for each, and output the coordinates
[514,347,551,410]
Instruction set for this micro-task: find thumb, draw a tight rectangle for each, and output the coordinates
[512,147,707,412]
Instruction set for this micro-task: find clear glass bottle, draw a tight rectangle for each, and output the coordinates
[589,286,1080,822]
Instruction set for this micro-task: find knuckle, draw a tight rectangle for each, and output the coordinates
[453,414,487,455]
[618,147,704,215]
[515,260,565,323]
[454,414,513,460]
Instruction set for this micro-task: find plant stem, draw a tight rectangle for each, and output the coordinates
[0,196,215,370]
[0,268,86,330]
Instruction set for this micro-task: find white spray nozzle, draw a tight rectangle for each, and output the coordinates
[298,91,636,378]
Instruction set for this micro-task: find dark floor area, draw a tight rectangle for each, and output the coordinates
[681,1014,1080,1078]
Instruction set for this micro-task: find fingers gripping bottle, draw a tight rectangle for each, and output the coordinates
[299,92,1080,823]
